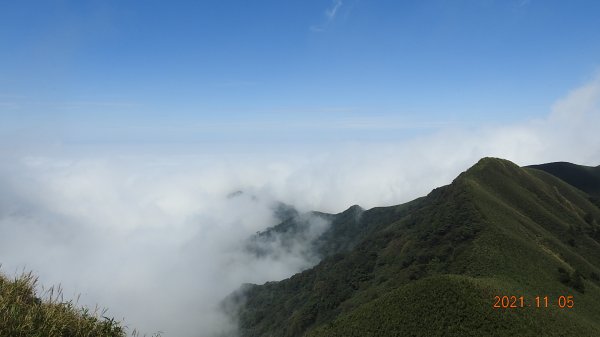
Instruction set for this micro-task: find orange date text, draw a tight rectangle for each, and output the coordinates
[493,295,574,309]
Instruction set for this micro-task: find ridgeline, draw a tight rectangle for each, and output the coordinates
[228,158,600,337]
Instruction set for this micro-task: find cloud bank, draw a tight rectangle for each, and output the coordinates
[0,74,599,336]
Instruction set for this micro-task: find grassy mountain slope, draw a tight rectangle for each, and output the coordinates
[229,158,600,337]
[527,162,600,200]
[0,271,126,337]
[247,200,424,261]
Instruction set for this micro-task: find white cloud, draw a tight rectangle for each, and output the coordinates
[311,0,344,32]
[326,0,343,20]
[0,102,20,110]
[551,74,600,121]
[0,159,317,337]
[0,73,599,336]
[518,0,532,7]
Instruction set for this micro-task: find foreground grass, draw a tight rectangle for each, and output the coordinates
[0,270,138,337]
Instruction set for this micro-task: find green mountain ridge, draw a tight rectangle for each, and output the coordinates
[227,157,600,337]
[246,204,376,261]
[527,161,600,208]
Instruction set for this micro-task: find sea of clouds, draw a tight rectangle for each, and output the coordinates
[0,75,599,336]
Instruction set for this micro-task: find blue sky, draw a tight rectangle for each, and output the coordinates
[2,0,600,145]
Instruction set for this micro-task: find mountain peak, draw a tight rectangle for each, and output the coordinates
[449,157,524,189]
[343,204,363,214]
[231,157,600,337]
[457,157,528,185]
[470,156,519,172]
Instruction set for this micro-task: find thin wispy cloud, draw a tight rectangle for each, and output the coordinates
[213,80,260,88]
[0,100,139,112]
[310,0,344,32]
[57,101,140,109]
[0,102,20,110]
[518,0,532,7]
[326,0,343,20]
[0,94,27,99]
